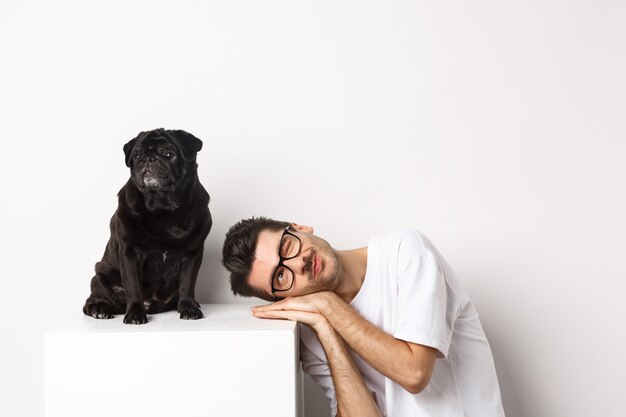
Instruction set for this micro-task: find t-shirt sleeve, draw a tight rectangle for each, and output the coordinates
[299,328,338,416]
[392,232,458,358]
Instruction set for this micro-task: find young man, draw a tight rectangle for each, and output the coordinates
[222,217,505,417]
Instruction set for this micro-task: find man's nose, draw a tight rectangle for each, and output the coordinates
[284,252,310,276]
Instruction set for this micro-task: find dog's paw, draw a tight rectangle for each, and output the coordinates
[123,307,148,325]
[178,299,203,320]
[85,302,113,319]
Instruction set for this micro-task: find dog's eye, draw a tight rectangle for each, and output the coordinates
[165,151,175,159]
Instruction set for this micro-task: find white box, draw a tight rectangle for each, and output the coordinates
[45,304,302,417]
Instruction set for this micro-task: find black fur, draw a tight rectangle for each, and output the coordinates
[83,128,212,324]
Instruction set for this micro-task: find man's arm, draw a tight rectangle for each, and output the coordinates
[253,309,382,417]
[316,319,383,417]
[253,292,437,394]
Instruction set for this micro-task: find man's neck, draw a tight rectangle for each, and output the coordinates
[333,246,368,303]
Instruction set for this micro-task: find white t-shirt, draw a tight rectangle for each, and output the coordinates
[299,230,505,417]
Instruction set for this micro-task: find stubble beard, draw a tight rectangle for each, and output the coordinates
[306,235,341,293]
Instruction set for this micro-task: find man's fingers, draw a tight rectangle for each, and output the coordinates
[255,297,289,308]
[253,298,291,312]
[253,309,293,320]
[254,297,321,315]
[253,309,321,326]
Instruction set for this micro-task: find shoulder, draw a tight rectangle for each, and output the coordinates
[370,230,444,276]
[370,229,431,256]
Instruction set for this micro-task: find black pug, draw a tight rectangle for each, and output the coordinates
[83,128,212,324]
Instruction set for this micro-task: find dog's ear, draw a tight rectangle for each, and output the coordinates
[173,130,203,160]
[123,135,140,167]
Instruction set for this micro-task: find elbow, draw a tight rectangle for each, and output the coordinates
[403,382,426,395]
[402,370,431,395]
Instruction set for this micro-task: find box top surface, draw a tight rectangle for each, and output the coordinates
[45,303,297,334]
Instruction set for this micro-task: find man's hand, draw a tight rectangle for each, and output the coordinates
[253,294,382,417]
[251,293,334,332]
[252,306,328,331]
[255,290,436,395]
[252,291,333,315]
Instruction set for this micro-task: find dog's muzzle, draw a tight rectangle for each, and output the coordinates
[143,170,161,188]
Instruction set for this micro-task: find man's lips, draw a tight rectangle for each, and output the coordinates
[313,254,322,278]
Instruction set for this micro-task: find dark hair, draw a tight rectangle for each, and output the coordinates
[222,217,290,301]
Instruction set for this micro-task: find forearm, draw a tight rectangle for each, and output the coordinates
[251,293,434,396]
[315,321,383,417]
[320,293,432,393]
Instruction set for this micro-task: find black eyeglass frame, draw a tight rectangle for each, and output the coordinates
[271,226,302,300]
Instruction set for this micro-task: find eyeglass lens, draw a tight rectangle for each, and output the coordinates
[272,234,300,291]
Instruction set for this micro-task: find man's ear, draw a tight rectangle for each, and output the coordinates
[123,135,140,167]
[291,223,314,234]
[173,130,203,161]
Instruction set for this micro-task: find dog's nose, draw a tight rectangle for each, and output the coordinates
[148,155,155,162]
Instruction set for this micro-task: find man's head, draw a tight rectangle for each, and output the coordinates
[222,217,341,301]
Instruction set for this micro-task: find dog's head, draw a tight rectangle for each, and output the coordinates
[123,129,203,209]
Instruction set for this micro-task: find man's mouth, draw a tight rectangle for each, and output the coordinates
[313,254,322,279]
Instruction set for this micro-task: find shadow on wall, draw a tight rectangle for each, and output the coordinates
[468,268,528,417]
[196,245,232,303]
[304,372,331,416]
[484,319,527,417]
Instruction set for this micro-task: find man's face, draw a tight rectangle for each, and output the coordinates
[248,225,340,300]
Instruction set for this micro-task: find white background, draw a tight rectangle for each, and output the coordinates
[1,1,625,416]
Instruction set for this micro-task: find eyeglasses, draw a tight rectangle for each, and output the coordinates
[271,226,302,300]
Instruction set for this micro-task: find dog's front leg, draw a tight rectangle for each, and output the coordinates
[177,248,204,320]
[120,247,147,324]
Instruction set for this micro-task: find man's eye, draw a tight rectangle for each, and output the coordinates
[277,271,284,283]
[282,242,291,255]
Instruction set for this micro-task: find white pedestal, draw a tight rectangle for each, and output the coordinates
[45,304,302,417]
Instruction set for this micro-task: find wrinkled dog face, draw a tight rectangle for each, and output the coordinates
[129,135,183,193]
[123,129,203,210]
